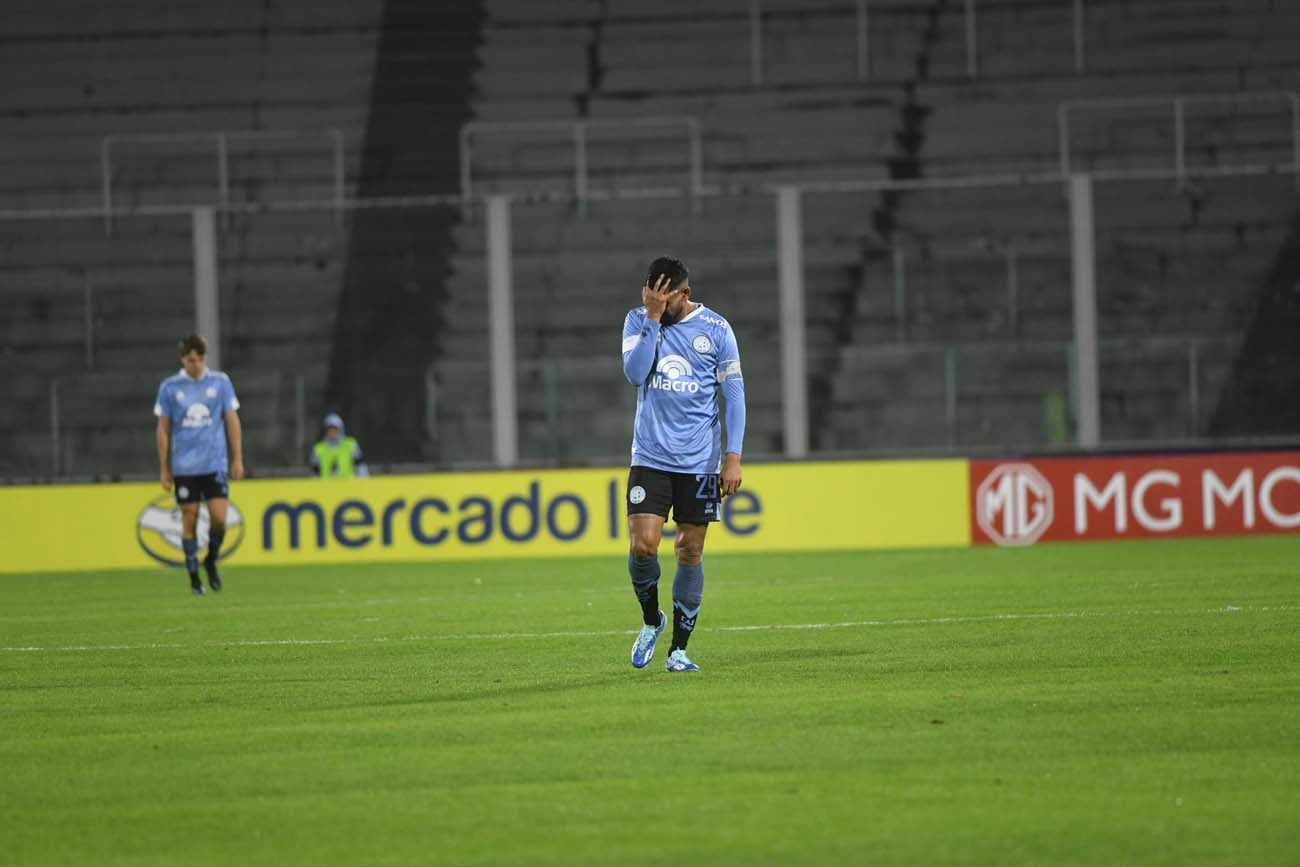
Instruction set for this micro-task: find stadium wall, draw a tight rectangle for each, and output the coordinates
[2,451,1297,575]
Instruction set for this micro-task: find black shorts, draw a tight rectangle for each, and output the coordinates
[174,472,229,506]
[627,466,720,525]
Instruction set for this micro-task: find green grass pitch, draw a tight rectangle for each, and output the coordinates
[2,537,1298,866]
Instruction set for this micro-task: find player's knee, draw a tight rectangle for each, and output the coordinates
[630,539,658,560]
[675,539,704,565]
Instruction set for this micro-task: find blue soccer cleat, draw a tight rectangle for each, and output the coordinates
[631,610,666,669]
[664,649,700,673]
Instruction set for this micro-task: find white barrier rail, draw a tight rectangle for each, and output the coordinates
[749,1,982,83]
[100,128,346,234]
[459,117,703,216]
[1058,92,1300,190]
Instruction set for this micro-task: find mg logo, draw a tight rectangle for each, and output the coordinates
[977,463,1054,546]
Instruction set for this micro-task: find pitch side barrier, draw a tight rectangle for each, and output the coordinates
[969,450,1300,546]
[0,461,968,574]
[2,452,1294,574]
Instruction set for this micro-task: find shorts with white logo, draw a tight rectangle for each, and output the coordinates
[626,466,720,525]
[173,472,230,506]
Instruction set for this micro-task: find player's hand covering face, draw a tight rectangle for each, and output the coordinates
[642,274,675,322]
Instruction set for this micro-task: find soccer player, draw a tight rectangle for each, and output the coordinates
[621,256,746,673]
[154,334,244,595]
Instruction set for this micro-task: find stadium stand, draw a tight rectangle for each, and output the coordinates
[0,0,381,478]
[435,0,1300,460]
[2,0,1297,476]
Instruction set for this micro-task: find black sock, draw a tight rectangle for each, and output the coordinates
[182,538,199,583]
[627,554,661,627]
[207,526,226,564]
[671,601,700,652]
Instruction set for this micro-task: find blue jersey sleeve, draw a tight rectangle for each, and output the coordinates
[221,376,241,413]
[622,309,660,385]
[718,325,746,455]
[153,381,169,419]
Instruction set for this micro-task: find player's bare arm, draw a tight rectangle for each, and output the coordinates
[225,410,245,480]
[641,274,674,321]
[156,415,172,491]
[721,452,742,497]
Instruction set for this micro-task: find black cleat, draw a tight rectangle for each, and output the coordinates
[203,558,222,592]
[190,576,205,596]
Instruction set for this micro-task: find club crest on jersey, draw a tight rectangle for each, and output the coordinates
[692,335,712,354]
[206,386,218,398]
[651,355,700,393]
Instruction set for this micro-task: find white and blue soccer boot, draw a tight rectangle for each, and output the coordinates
[664,649,700,673]
[631,611,667,669]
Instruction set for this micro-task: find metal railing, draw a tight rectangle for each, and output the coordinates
[46,369,311,478]
[882,237,1035,344]
[100,128,346,233]
[747,0,983,83]
[459,117,704,216]
[1058,92,1300,190]
[839,335,1239,447]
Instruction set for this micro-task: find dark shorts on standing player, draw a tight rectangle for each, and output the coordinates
[626,465,720,524]
[173,472,229,506]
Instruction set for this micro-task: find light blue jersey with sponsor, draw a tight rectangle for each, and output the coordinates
[153,369,240,475]
[622,303,746,474]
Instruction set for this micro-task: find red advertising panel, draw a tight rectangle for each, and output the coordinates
[970,451,1300,546]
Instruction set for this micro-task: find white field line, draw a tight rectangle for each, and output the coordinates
[1,605,1295,654]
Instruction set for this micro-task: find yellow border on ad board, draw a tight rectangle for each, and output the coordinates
[0,460,970,574]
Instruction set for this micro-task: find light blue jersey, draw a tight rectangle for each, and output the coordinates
[153,369,240,475]
[622,303,746,474]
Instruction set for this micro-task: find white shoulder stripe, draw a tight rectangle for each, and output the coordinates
[718,360,743,382]
[622,335,641,354]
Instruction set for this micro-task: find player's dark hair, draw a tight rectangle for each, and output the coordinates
[177,333,207,357]
[646,256,689,291]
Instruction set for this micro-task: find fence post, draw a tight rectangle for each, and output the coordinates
[294,374,306,462]
[1057,104,1072,178]
[49,379,61,477]
[100,138,114,236]
[1073,0,1085,74]
[331,129,346,227]
[964,0,978,78]
[688,119,704,216]
[1005,245,1020,337]
[1187,339,1200,438]
[192,208,221,369]
[542,360,561,461]
[1069,174,1100,448]
[424,366,439,450]
[485,195,518,468]
[892,242,908,342]
[944,346,958,447]
[776,187,809,458]
[459,126,474,209]
[856,0,870,81]
[216,133,230,228]
[574,122,588,218]
[82,270,95,370]
[1290,92,1300,192]
[1173,98,1186,189]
